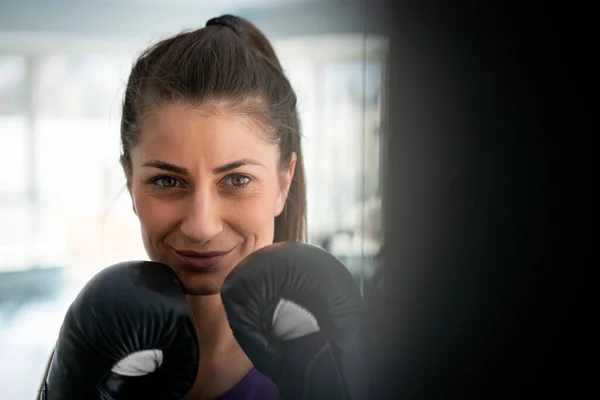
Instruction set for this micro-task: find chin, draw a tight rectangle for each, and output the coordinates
[177,269,226,296]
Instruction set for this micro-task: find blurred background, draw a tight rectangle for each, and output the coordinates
[0,0,386,397]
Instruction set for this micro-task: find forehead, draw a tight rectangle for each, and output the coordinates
[135,105,278,165]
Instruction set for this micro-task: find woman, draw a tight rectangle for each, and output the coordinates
[39,14,307,400]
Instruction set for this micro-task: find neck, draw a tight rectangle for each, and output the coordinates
[187,294,236,355]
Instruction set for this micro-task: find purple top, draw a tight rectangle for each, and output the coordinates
[214,368,280,400]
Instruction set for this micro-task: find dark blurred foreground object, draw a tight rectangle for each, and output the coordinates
[366,0,572,398]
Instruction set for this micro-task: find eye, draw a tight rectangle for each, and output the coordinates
[224,174,251,188]
[151,176,181,188]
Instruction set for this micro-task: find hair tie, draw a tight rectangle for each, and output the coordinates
[206,14,244,36]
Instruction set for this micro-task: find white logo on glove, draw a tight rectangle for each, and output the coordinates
[272,298,320,341]
[111,349,164,377]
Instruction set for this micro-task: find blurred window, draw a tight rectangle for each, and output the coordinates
[32,54,145,274]
[0,55,32,271]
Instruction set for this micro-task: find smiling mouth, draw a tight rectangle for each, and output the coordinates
[172,248,234,269]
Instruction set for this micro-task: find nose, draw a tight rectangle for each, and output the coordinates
[179,189,223,244]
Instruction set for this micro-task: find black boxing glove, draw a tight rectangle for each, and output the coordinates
[221,242,366,400]
[41,261,198,400]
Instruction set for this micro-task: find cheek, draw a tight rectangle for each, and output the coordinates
[132,189,180,239]
[227,195,274,229]
[225,187,279,241]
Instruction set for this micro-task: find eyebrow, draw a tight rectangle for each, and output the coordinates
[142,158,264,175]
[142,161,188,175]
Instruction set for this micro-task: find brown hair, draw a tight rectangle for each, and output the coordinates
[120,15,307,242]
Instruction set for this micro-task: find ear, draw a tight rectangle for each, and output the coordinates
[274,152,297,217]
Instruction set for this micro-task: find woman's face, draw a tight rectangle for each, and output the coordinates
[127,105,295,295]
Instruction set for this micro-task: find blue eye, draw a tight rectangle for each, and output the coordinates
[225,174,251,187]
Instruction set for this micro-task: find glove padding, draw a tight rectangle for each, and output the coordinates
[41,261,198,399]
[222,242,366,400]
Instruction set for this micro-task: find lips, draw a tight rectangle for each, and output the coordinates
[172,248,233,269]
[176,250,231,258]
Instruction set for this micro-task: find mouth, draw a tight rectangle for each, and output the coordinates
[172,247,234,269]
